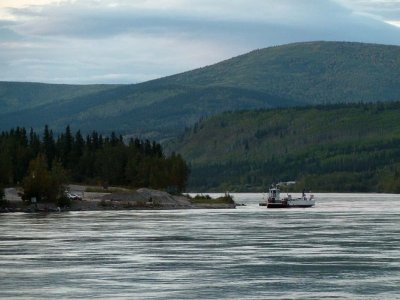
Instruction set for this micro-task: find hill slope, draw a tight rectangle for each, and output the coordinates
[0,81,118,114]
[161,41,400,104]
[170,102,400,192]
[1,41,400,139]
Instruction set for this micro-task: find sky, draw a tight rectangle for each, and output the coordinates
[0,0,400,84]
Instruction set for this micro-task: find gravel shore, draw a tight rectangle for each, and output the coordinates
[1,186,236,213]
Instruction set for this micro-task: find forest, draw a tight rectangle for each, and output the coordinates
[0,126,189,203]
[172,102,400,192]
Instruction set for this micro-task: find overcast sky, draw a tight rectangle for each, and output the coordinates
[1,0,400,84]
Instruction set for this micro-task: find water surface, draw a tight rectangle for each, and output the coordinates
[1,193,399,299]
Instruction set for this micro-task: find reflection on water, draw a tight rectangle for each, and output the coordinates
[1,194,400,299]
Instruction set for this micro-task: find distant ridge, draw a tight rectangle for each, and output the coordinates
[1,41,400,139]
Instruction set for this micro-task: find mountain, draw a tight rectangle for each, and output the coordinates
[169,102,400,192]
[1,41,400,139]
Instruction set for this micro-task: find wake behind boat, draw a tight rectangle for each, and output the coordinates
[259,186,315,208]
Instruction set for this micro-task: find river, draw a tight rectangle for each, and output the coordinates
[1,193,399,299]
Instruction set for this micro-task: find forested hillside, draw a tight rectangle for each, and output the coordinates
[162,41,400,104]
[170,102,400,192]
[1,42,400,140]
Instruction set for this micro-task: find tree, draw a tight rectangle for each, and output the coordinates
[22,155,67,204]
[22,155,52,203]
[57,125,73,168]
[167,153,190,192]
[29,128,41,158]
[49,160,69,206]
[0,147,13,185]
[125,147,141,187]
[0,184,4,200]
[43,125,56,168]
[95,144,127,186]
[70,130,85,181]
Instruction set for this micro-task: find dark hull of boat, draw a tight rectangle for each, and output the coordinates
[266,203,314,208]
[267,203,288,208]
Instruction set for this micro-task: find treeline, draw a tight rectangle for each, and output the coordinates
[0,126,189,193]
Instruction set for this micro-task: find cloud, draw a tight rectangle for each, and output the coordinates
[0,0,400,84]
[2,1,358,38]
[335,0,400,29]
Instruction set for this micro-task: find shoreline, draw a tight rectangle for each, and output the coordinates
[0,187,237,214]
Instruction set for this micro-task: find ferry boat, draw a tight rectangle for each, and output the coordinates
[259,186,315,208]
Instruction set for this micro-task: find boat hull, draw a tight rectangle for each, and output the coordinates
[288,199,315,208]
[287,203,315,208]
[267,203,288,208]
[262,199,315,208]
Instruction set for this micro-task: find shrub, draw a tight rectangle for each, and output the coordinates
[190,193,234,205]
[57,194,71,208]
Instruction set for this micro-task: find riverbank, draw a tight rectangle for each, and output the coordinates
[0,186,236,213]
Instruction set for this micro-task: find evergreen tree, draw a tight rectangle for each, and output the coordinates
[0,184,4,200]
[70,130,85,181]
[0,144,13,185]
[50,160,68,204]
[73,130,85,160]
[43,125,56,168]
[125,152,140,186]
[29,128,41,158]
[167,153,190,192]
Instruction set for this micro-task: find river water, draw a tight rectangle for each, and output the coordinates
[1,193,399,299]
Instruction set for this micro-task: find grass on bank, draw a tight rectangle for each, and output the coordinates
[187,193,235,205]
